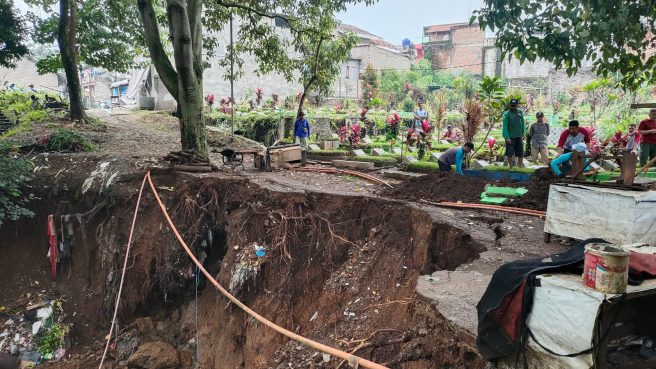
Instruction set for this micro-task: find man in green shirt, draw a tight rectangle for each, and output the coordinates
[502,98,526,169]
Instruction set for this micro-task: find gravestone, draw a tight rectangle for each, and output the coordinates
[371,148,386,156]
[407,146,417,153]
[402,156,418,164]
[589,162,604,171]
[308,144,321,151]
[602,160,619,171]
[440,140,451,145]
[320,141,340,150]
[362,137,373,144]
[471,160,491,169]
[392,147,402,155]
[353,149,367,157]
[430,152,442,162]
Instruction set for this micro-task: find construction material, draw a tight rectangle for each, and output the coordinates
[268,145,302,169]
[292,166,392,187]
[332,160,374,170]
[545,184,656,246]
[145,172,390,369]
[635,155,656,179]
[480,196,509,205]
[583,244,629,294]
[484,185,528,198]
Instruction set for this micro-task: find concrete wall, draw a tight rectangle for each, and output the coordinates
[0,57,60,93]
[350,45,412,71]
[501,58,553,79]
[332,59,361,100]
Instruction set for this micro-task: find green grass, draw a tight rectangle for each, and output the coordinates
[406,161,442,173]
[307,149,348,156]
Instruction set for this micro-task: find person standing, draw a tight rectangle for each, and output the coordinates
[294,111,310,150]
[413,101,429,132]
[529,111,550,165]
[502,99,525,169]
[638,109,656,166]
[438,142,474,175]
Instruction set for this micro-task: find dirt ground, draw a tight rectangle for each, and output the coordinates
[0,109,568,369]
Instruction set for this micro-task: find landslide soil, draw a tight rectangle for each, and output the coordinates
[381,169,556,211]
[0,110,487,369]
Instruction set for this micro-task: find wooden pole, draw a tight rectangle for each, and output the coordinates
[230,14,235,137]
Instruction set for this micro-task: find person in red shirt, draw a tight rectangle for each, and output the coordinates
[638,109,656,166]
[556,120,591,175]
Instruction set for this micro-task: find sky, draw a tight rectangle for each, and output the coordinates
[338,0,485,45]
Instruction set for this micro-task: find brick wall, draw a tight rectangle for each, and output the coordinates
[451,26,485,74]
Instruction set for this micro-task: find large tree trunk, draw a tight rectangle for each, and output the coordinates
[137,0,208,159]
[58,0,87,122]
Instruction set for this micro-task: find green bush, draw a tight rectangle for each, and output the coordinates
[401,97,415,112]
[307,149,348,156]
[44,129,96,152]
[0,142,34,228]
[406,161,442,173]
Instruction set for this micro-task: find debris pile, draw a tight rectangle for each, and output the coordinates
[0,299,70,366]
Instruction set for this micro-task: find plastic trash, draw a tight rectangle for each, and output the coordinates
[254,244,266,257]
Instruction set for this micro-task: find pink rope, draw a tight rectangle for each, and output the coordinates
[98,174,148,369]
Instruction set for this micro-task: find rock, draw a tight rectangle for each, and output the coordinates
[127,341,179,369]
[177,349,194,369]
[134,317,155,334]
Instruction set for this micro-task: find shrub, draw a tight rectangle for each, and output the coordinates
[44,129,96,152]
[401,97,415,112]
[0,142,34,228]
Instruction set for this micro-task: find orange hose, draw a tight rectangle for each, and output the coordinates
[146,172,390,369]
[439,202,546,215]
[422,200,545,217]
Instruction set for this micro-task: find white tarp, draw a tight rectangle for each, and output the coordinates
[524,274,606,369]
[544,184,656,246]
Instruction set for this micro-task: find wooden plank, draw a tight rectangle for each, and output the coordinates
[630,103,656,109]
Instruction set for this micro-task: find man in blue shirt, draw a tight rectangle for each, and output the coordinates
[438,142,474,175]
[294,111,310,150]
[413,102,429,131]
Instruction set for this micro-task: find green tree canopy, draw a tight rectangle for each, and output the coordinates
[473,1,656,89]
[0,0,29,68]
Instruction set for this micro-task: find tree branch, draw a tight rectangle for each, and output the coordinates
[137,0,179,101]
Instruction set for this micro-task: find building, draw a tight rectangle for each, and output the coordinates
[134,21,412,109]
[423,21,597,95]
[423,22,485,75]
[0,56,62,95]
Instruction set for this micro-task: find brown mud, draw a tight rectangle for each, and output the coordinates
[1,155,487,369]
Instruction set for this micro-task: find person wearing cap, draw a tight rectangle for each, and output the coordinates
[550,142,590,177]
[638,108,656,166]
[441,125,461,142]
[438,142,474,175]
[502,98,526,169]
[294,111,311,150]
[529,111,550,165]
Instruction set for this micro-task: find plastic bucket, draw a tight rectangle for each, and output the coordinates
[583,243,629,294]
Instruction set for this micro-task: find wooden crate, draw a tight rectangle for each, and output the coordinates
[269,145,302,169]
